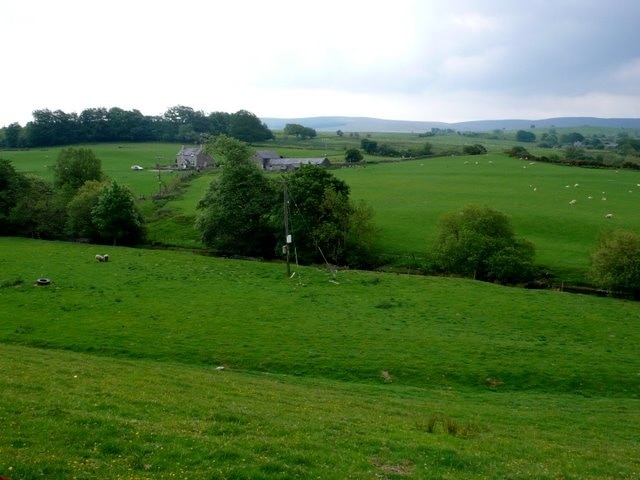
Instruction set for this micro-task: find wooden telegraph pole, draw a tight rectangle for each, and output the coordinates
[283,180,292,277]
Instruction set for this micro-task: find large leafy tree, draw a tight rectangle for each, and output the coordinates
[92,181,145,245]
[283,123,317,139]
[196,137,278,257]
[228,110,274,143]
[591,229,640,297]
[285,165,379,266]
[66,180,106,240]
[0,159,29,234]
[431,204,536,283]
[10,176,66,239]
[53,147,103,193]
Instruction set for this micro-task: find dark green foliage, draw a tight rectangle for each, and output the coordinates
[431,204,536,283]
[560,131,585,144]
[360,138,378,154]
[516,130,536,142]
[2,122,23,148]
[0,159,28,234]
[228,110,274,143]
[196,162,278,257]
[196,139,379,266]
[344,148,363,163]
[66,180,106,240]
[283,123,317,139]
[591,229,640,296]
[92,181,145,245]
[462,144,487,155]
[205,134,254,167]
[9,176,67,239]
[285,165,379,266]
[53,148,103,192]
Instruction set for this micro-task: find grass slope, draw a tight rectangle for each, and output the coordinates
[1,238,639,478]
[1,237,638,397]
[2,343,638,479]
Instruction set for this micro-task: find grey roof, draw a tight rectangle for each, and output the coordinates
[268,157,329,166]
[254,150,281,160]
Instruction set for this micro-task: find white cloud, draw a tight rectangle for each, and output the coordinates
[1,0,640,126]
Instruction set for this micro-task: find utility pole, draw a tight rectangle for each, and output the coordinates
[283,180,292,277]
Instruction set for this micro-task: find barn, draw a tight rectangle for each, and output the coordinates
[176,145,214,170]
[253,150,331,171]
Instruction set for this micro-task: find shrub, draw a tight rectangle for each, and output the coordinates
[590,229,640,297]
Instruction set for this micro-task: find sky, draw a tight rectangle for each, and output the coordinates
[2,0,640,127]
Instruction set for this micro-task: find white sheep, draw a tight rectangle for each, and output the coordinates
[95,254,105,262]
[569,199,577,205]
[605,213,613,219]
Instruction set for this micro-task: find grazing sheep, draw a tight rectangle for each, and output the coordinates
[605,213,613,219]
[569,199,577,205]
[95,254,105,262]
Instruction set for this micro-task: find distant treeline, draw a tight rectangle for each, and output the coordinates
[0,106,274,148]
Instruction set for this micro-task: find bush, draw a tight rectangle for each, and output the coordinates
[431,205,536,284]
[590,229,640,297]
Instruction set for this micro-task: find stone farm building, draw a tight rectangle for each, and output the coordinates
[176,145,214,170]
[254,150,331,171]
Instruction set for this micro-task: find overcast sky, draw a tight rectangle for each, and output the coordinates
[2,0,639,127]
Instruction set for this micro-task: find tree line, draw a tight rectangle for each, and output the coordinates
[0,150,144,245]
[0,106,274,148]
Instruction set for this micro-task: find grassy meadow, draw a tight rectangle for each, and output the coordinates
[5,134,640,284]
[1,237,639,479]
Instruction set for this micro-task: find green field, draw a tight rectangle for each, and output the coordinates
[1,237,639,478]
[5,136,640,284]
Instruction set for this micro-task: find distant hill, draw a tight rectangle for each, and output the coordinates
[262,116,640,133]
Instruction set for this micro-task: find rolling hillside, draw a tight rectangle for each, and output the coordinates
[262,115,640,133]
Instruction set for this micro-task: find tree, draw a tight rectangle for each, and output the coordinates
[228,110,274,143]
[10,176,66,239]
[462,144,487,155]
[208,111,231,136]
[196,137,278,257]
[560,132,585,145]
[361,138,378,154]
[516,130,536,143]
[205,134,254,167]
[431,204,536,283]
[3,123,22,148]
[53,148,103,193]
[283,123,317,139]
[0,159,28,234]
[78,108,110,142]
[285,164,378,266]
[66,180,106,240]
[92,181,145,245]
[345,148,363,163]
[590,229,640,297]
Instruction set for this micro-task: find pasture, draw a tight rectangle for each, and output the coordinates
[4,135,640,283]
[335,154,640,282]
[0,237,639,478]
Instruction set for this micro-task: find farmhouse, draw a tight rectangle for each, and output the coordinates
[176,145,214,170]
[254,150,331,171]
